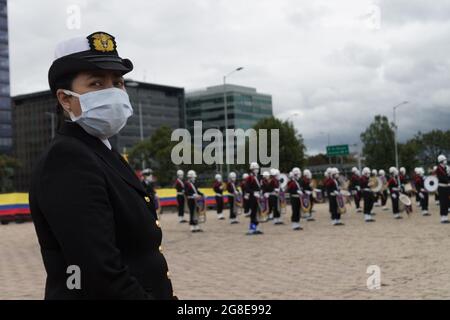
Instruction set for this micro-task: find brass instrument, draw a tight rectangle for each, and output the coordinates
[338,176,350,191]
[368,177,382,193]
[310,179,318,189]
[340,190,352,204]
[380,176,389,192]
[404,183,415,195]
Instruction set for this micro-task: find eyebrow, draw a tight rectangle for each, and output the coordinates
[85,72,124,80]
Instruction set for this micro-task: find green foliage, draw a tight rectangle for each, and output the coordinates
[128,126,178,186]
[360,115,395,170]
[361,115,450,174]
[251,116,306,172]
[0,155,20,193]
[128,126,210,186]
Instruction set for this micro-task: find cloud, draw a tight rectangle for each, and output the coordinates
[8,0,450,156]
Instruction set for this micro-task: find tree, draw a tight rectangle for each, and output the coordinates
[360,115,395,170]
[250,116,306,173]
[129,126,177,187]
[0,155,20,192]
[306,153,329,166]
[398,139,421,174]
[128,126,209,187]
[415,130,450,167]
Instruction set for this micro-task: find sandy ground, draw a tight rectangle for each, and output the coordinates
[1,199,450,300]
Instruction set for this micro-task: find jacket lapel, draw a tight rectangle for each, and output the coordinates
[57,121,147,196]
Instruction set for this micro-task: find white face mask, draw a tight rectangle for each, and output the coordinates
[63,87,133,139]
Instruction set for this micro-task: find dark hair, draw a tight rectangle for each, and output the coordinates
[52,73,78,130]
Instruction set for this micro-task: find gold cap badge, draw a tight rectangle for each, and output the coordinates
[87,32,117,53]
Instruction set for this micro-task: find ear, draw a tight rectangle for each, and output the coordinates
[56,89,73,113]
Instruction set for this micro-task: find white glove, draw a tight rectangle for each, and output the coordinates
[419,192,424,199]
[244,194,250,200]
[297,190,303,195]
[356,186,361,191]
[264,193,270,199]
[392,193,397,199]
[254,192,261,198]
[306,190,312,195]
[274,188,280,193]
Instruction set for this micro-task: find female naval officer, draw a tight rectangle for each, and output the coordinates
[29,32,175,299]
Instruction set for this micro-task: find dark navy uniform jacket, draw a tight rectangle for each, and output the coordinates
[29,121,174,300]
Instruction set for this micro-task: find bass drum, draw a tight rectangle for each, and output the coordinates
[258,196,269,222]
[300,193,312,213]
[399,194,412,214]
[424,176,438,193]
[278,173,289,191]
[312,189,324,203]
[195,195,207,223]
[336,193,347,214]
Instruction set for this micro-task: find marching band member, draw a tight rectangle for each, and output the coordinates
[378,169,389,211]
[287,167,303,230]
[436,155,449,224]
[432,166,440,205]
[141,168,156,201]
[185,170,204,232]
[302,169,315,221]
[413,168,421,207]
[261,171,272,222]
[141,169,159,213]
[174,169,187,223]
[240,173,250,217]
[213,174,225,220]
[414,167,430,216]
[388,167,402,219]
[326,168,344,226]
[360,167,375,222]
[227,172,240,224]
[246,162,264,235]
[371,169,380,206]
[350,167,362,212]
[399,167,407,193]
[268,168,283,225]
[324,168,332,214]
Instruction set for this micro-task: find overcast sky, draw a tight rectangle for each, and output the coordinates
[8,0,450,154]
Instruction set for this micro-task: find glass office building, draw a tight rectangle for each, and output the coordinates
[185,84,273,133]
[0,0,11,154]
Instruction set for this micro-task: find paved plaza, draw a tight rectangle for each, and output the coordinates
[1,200,450,299]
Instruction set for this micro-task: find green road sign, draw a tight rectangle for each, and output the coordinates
[326,144,349,157]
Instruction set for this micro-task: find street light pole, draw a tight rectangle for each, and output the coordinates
[125,80,146,170]
[223,67,243,177]
[393,101,409,171]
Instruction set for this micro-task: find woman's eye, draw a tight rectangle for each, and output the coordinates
[90,81,102,87]
[115,80,124,87]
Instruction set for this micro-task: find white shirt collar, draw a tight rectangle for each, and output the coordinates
[100,138,112,150]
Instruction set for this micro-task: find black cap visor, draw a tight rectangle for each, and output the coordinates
[48,51,133,94]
